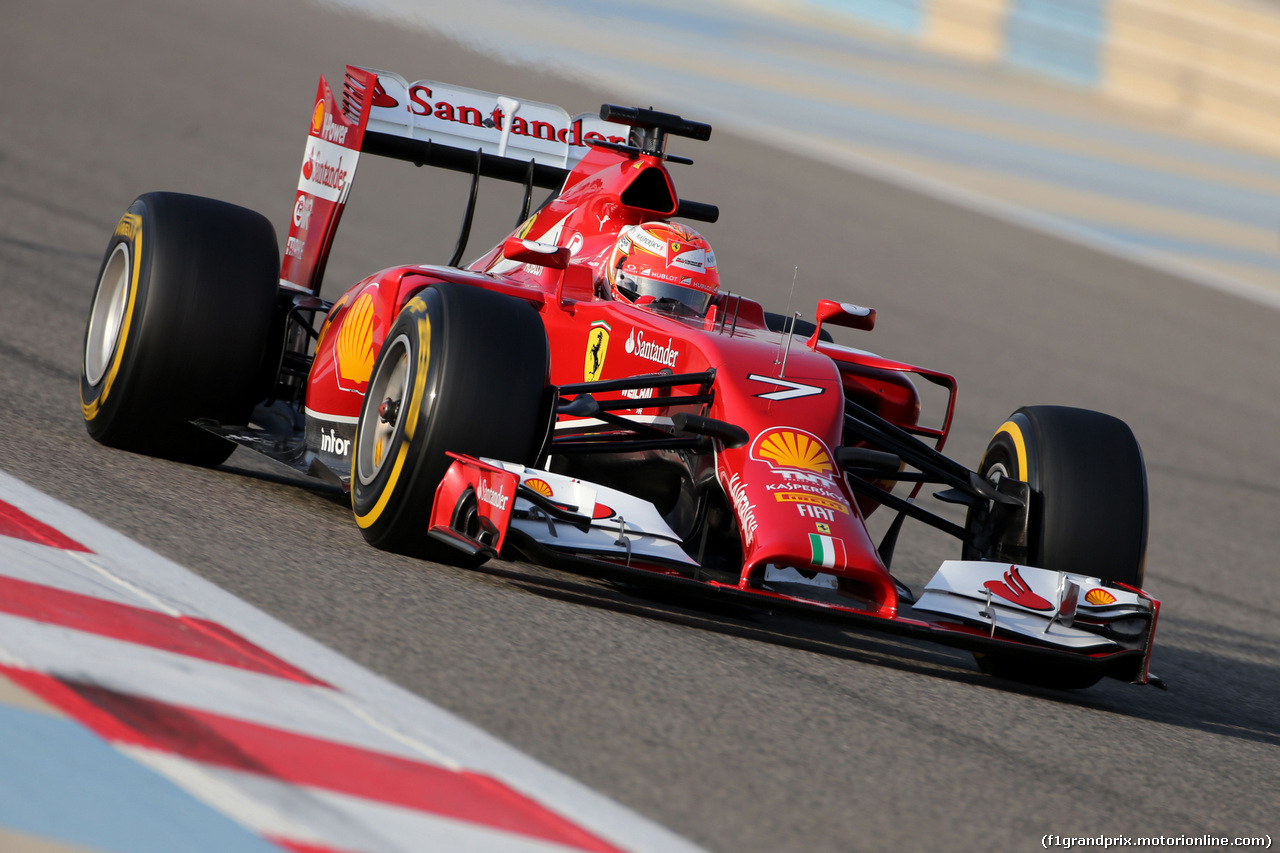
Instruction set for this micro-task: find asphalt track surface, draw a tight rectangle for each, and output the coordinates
[3,0,1278,851]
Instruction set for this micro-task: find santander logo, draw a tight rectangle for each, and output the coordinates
[372,80,398,109]
[302,150,348,192]
[478,481,509,511]
[398,81,627,149]
[623,329,678,368]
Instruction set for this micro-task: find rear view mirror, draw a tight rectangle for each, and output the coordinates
[808,299,875,347]
[502,236,570,270]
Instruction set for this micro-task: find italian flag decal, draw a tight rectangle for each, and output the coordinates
[808,533,846,569]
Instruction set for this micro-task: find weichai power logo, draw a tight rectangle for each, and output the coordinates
[750,428,835,478]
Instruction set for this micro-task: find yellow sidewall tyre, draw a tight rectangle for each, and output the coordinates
[80,193,278,466]
[966,405,1148,689]
[351,283,549,559]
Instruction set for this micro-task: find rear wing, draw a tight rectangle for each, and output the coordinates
[363,71,624,174]
[279,65,627,294]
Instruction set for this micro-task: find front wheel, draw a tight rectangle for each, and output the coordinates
[351,283,550,558]
[80,192,278,465]
[966,405,1148,689]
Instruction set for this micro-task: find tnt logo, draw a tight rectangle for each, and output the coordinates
[777,470,831,486]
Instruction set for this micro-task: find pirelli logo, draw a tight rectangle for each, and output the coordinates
[772,492,850,514]
[115,213,141,241]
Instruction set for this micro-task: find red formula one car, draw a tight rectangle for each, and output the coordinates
[80,66,1161,691]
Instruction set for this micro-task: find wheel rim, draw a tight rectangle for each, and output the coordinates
[984,461,1011,484]
[356,334,411,486]
[84,242,131,386]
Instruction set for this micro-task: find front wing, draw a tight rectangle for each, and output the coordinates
[428,455,1162,688]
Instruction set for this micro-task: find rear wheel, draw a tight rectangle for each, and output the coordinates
[351,283,550,559]
[80,192,278,466]
[967,405,1148,689]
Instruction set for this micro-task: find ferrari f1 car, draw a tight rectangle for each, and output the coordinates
[80,66,1161,691]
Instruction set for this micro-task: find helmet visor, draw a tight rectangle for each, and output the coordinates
[616,271,713,315]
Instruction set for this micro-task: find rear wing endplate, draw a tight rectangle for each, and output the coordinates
[279,65,626,294]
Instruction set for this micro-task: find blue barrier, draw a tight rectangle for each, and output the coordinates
[792,0,1280,154]
[808,0,927,36]
[1002,0,1107,87]
[804,0,1106,85]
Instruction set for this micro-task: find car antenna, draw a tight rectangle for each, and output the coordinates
[776,266,800,376]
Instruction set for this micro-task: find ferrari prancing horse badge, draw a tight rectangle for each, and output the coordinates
[584,323,610,382]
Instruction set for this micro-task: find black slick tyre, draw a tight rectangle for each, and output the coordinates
[351,283,550,559]
[967,405,1149,689]
[80,192,278,466]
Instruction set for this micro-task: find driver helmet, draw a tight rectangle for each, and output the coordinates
[606,221,719,315]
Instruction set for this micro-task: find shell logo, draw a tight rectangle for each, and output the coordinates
[311,100,325,135]
[336,291,377,384]
[751,428,835,477]
[524,478,553,497]
[1085,588,1117,606]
